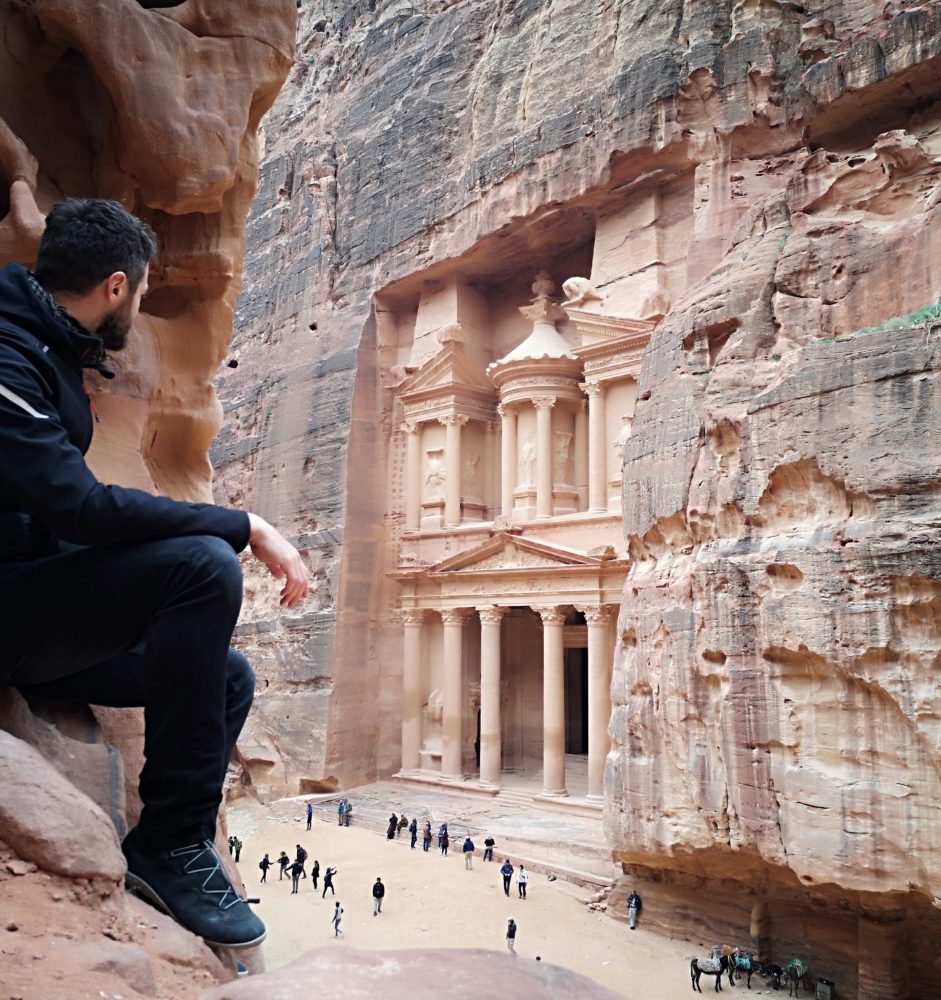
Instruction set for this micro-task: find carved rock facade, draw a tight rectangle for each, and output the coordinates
[226,3,941,996]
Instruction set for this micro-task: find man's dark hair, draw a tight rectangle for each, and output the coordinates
[35,198,158,295]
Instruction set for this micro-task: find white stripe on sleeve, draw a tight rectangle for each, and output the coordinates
[0,381,50,419]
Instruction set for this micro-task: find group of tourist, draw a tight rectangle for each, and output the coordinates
[226,835,243,862]
[237,801,556,949]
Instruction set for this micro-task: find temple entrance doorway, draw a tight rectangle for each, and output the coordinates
[564,648,588,755]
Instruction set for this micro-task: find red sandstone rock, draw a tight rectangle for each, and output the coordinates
[0,730,124,882]
[199,947,627,1000]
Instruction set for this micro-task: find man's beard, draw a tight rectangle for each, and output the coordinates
[95,298,134,351]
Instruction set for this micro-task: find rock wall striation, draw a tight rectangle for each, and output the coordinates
[227,2,941,996]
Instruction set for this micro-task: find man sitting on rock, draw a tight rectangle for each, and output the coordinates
[0,198,308,949]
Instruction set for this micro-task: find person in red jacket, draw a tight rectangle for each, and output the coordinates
[0,198,308,949]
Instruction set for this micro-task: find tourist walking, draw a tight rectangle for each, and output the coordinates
[227,836,235,856]
[288,859,303,894]
[409,817,418,849]
[233,837,242,862]
[423,821,432,852]
[483,834,495,862]
[258,853,271,883]
[294,843,308,878]
[627,889,642,929]
[343,800,352,826]
[437,823,447,850]
[500,859,514,896]
[278,851,290,880]
[462,835,475,869]
[397,814,408,838]
[372,876,385,915]
[337,799,345,826]
[506,918,517,953]
[517,864,528,898]
[322,866,337,898]
[332,902,343,936]
[387,813,398,840]
[440,827,450,856]
[311,859,320,892]
[306,801,313,830]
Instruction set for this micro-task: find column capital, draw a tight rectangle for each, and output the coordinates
[534,606,565,625]
[401,608,427,625]
[440,413,469,427]
[532,395,557,411]
[580,381,605,398]
[439,608,468,626]
[579,604,614,625]
[403,420,422,435]
[497,402,516,419]
[476,605,506,625]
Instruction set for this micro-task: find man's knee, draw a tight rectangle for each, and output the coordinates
[177,535,243,600]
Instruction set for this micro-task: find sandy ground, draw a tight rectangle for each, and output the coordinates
[229,805,781,1000]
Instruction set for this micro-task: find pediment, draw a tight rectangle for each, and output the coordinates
[429,533,604,575]
[398,341,494,403]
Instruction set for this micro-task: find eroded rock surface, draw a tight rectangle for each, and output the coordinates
[199,947,626,1000]
[224,3,940,997]
[0,2,294,997]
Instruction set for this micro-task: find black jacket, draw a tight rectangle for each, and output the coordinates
[0,264,249,561]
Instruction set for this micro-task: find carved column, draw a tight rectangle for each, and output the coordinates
[442,414,467,528]
[400,609,426,772]
[477,605,505,786]
[583,605,613,801]
[483,420,496,520]
[405,422,422,532]
[533,395,555,518]
[440,608,466,779]
[584,383,607,512]
[574,400,588,511]
[537,606,567,796]
[499,404,517,519]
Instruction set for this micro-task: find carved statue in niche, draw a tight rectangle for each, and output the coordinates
[462,451,480,487]
[519,439,537,487]
[612,414,633,464]
[421,687,444,757]
[425,448,446,496]
[554,431,573,483]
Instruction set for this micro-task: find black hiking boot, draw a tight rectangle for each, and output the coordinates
[123,832,266,949]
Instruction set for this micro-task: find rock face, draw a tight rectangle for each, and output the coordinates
[224,2,940,997]
[0,2,294,997]
[199,947,626,1000]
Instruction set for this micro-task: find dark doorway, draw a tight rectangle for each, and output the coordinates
[564,647,588,754]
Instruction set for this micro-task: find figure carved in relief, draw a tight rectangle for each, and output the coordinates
[519,439,536,487]
[612,415,633,464]
[463,451,480,487]
[425,449,446,495]
[554,431,573,483]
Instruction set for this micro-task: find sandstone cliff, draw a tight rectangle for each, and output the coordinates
[0,2,295,995]
[222,3,941,997]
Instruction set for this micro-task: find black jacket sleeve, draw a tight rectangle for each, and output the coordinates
[0,349,250,552]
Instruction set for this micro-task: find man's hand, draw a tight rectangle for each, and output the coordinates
[247,513,309,608]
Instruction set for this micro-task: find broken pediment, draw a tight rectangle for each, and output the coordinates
[398,338,495,409]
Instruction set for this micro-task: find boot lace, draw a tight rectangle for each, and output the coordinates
[170,841,247,911]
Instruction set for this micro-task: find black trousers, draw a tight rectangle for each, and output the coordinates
[0,535,252,851]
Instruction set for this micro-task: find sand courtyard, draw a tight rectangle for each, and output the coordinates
[229,791,787,999]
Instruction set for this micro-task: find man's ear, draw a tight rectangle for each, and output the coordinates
[105,271,128,302]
